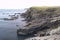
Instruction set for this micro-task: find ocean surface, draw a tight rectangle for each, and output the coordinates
[0,9,28,40]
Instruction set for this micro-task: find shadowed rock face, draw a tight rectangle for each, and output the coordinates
[18,7,60,36]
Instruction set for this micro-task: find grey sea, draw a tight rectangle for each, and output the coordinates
[0,9,28,40]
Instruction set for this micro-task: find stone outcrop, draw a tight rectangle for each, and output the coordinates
[25,35,60,40]
[0,13,20,21]
[17,7,60,37]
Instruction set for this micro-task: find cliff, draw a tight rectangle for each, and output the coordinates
[17,7,60,38]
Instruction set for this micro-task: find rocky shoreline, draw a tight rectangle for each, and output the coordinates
[0,13,20,21]
[17,7,60,40]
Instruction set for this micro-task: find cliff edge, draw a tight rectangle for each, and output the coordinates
[17,7,60,39]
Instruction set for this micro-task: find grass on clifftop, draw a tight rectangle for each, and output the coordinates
[30,6,60,10]
[29,6,60,14]
[31,6,49,10]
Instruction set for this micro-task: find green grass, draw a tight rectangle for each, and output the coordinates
[30,6,60,10]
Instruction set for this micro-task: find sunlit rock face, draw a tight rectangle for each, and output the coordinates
[25,35,60,40]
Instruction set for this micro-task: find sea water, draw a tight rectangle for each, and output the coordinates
[0,9,27,40]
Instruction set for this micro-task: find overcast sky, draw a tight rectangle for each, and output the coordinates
[0,0,60,9]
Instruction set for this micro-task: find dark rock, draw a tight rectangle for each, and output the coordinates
[17,7,60,36]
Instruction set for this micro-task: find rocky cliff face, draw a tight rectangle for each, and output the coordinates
[17,7,60,38]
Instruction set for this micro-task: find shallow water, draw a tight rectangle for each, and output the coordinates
[0,9,28,40]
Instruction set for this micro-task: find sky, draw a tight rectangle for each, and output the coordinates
[0,0,60,9]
